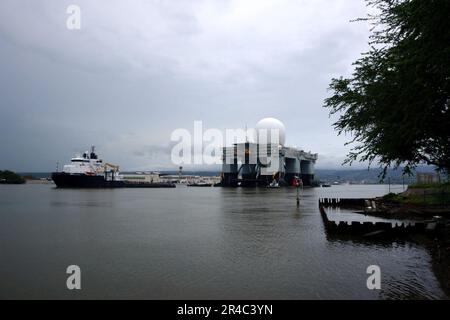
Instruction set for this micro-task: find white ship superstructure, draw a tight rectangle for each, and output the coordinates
[52,146,175,188]
[60,147,121,181]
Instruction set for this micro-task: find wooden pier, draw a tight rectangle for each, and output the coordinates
[318,198,439,237]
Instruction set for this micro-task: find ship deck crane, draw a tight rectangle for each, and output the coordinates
[104,163,120,172]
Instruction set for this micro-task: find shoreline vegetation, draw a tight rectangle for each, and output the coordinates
[0,170,25,184]
[380,182,450,217]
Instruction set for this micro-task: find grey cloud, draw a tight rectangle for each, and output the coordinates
[0,0,370,171]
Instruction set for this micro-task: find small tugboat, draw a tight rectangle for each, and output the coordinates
[52,146,175,189]
[267,179,280,189]
[187,183,213,187]
[187,179,213,187]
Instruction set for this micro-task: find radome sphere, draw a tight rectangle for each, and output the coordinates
[255,118,286,146]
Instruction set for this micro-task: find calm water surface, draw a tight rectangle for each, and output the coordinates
[0,184,446,299]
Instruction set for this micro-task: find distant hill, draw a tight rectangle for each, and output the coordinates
[315,166,439,184]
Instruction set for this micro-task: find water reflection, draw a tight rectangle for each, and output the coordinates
[0,184,446,299]
[217,185,446,299]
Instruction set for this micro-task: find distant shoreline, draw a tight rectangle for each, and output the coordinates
[16,167,430,185]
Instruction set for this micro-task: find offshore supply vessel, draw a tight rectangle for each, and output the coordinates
[51,147,175,188]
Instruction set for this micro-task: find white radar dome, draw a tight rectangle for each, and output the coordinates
[255,118,286,146]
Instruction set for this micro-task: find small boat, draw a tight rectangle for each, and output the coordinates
[187,182,213,187]
[267,180,280,189]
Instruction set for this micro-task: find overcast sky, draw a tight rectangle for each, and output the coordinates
[0,0,371,172]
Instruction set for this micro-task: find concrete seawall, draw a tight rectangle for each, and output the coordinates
[319,198,438,236]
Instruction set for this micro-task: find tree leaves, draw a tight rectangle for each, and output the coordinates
[324,0,450,177]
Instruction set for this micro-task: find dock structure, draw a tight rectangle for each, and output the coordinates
[318,198,439,236]
[318,198,367,206]
[221,142,318,187]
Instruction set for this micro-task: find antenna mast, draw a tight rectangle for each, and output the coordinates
[245,123,248,143]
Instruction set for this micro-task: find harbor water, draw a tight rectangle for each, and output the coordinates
[0,184,446,299]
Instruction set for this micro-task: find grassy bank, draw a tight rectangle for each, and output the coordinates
[384,182,450,206]
[384,193,450,206]
[408,181,450,190]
